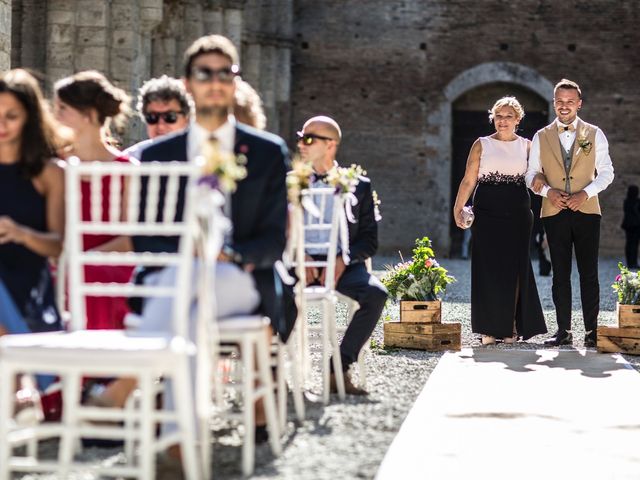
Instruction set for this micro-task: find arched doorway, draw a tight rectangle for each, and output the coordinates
[449,83,549,257]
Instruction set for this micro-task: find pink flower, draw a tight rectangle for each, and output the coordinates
[425,258,434,268]
[616,274,622,282]
[239,144,249,154]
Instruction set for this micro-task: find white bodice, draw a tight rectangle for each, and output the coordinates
[478,136,528,182]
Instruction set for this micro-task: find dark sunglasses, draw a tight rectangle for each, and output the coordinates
[190,65,240,83]
[296,131,336,146]
[144,111,184,125]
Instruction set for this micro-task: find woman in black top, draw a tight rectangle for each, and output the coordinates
[0,69,65,420]
[622,185,640,268]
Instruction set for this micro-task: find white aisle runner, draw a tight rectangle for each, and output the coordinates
[377,348,640,480]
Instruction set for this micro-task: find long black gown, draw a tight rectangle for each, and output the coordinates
[470,137,547,340]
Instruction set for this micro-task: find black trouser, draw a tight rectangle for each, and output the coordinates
[331,262,388,370]
[542,210,600,333]
[624,227,640,268]
[336,263,388,369]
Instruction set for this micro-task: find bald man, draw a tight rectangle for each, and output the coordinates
[297,116,387,395]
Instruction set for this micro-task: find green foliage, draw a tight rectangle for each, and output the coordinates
[612,262,640,305]
[381,237,456,301]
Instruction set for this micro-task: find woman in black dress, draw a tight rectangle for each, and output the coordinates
[453,97,546,345]
[0,69,65,418]
[621,185,640,268]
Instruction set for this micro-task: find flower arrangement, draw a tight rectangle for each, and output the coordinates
[326,164,366,195]
[612,262,640,305]
[198,138,248,192]
[286,159,368,204]
[286,155,313,205]
[577,126,593,155]
[372,189,382,221]
[382,237,455,301]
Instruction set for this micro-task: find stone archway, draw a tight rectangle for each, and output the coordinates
[425,62,555,255]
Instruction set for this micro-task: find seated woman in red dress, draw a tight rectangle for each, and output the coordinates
[54,71,134,330]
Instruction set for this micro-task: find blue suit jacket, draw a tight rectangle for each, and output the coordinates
[133,123,294,339]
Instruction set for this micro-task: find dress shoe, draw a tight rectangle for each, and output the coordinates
[584,330,597,348]
[543,330,573,346]
[481,335,496,345]
[330,372,368,396]
[255,425,270,444]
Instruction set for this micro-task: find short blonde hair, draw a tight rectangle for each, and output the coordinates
[554,78,582,99]
[488,96,525,123]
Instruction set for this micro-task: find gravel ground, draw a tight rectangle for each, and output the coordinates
[14,256,639,479]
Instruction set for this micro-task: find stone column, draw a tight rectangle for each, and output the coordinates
[111,0,163,145]
[0,0,9,71]
[45,0,76,89]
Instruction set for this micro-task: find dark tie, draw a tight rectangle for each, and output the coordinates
[311,172,328,183]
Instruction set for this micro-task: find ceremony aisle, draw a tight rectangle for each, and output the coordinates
[377,348,640,479]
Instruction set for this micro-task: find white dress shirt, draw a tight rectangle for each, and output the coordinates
[188,116,237,231]
[525,116,614,198]
[187,115,236,162]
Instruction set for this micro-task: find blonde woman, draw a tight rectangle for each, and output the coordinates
[453,96,546,345]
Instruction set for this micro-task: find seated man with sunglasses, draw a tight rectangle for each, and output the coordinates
[298,116,388,396]
[124,75,191,159]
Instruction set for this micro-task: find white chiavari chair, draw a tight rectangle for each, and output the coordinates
[0,158,205,480]
[289,188,351,404]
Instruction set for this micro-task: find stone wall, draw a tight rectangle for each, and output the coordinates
[8,1,639,255]
[291,0,640,256]
[0,0,10,71]
[10,0,293,142]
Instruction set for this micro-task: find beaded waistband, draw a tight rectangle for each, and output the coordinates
[478,172,525,186]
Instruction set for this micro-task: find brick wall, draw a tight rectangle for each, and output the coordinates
[290,0,640,256]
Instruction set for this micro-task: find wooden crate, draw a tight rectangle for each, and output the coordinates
[617,304,640,328]
[597,326,640,355]
[384,321,460,351]
[400,300,441,323]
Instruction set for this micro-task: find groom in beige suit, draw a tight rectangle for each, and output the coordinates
[525,79,614,347]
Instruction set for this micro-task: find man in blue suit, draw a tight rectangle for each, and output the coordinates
[133,34,293,340]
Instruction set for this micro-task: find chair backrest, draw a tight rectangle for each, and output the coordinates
[290,187,346,291]
[65,157,203,337]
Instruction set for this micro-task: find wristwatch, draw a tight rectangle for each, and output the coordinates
[222,244,243,264]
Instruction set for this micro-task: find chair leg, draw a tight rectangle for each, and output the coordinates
[299,313,311,384]
[256,336,281,456]
[275,342,287,432]
[58,372,80,478]
[138,374,155,480]
[286,340,305,423]
[123,390,138,463]
[174,359,202,480]
[321,301,332,405]
[199,414,212,480]
[358,343,368,390]
[241,337,255,477]
[327,303,345,400]
[0,362,13,480]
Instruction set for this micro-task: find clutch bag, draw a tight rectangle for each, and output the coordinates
[461,206,475,229]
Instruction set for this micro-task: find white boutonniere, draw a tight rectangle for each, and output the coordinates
[198,139,248,192]
[576,126,593,155]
